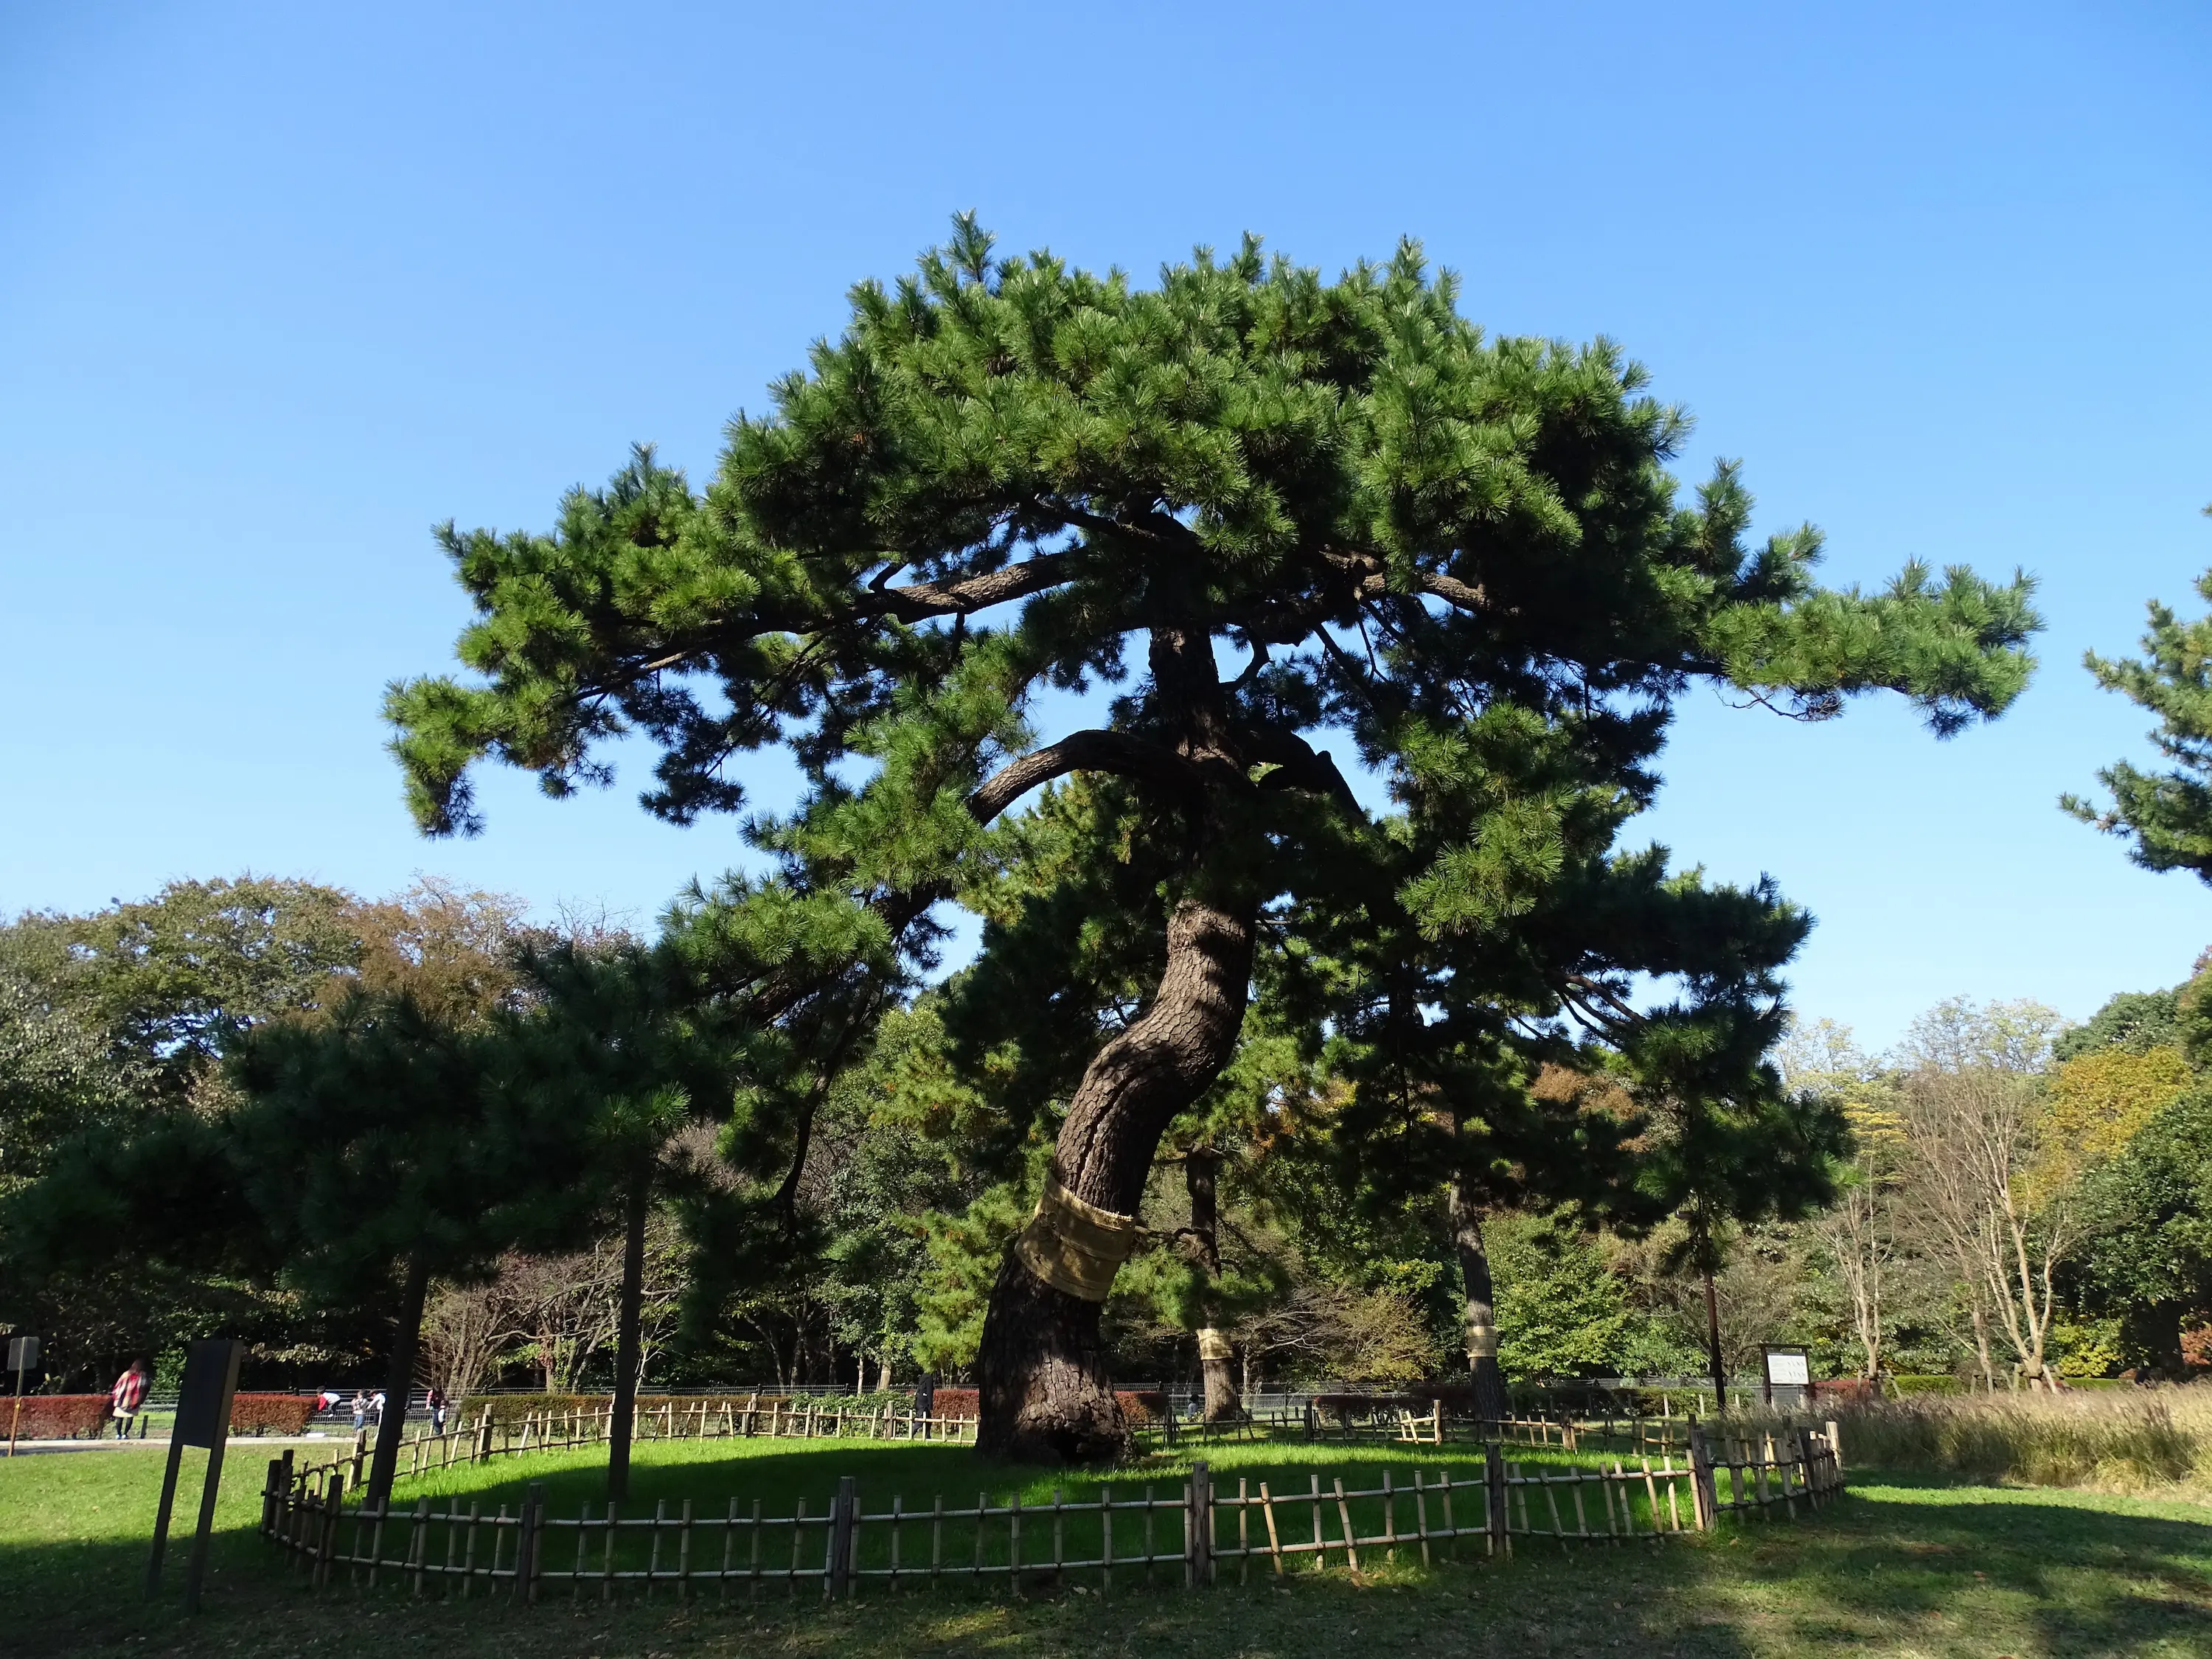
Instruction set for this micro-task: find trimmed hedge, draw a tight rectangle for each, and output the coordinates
[470,1392,880,1430]
[7,1395,111,1439]
[1114,1389,1166,1427]
[461,1388,1167,1431]
[1313,1387,1481,1417]
[1890,1374,1967,1397]
[1812,1379,1878,1404]
[929,1388,977,1420]
[473,1392,608,1430]
[904,1388,1161,1425]
[230,1394,316,1436]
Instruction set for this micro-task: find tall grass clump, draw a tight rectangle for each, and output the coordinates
[1816,1390,2212,1491]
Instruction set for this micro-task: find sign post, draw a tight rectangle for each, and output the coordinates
[1761,1345,1810,1411]
[145,1338,243,1613]
[6,1335,38,1456]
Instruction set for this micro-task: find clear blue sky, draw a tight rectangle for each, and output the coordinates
[4,1,2208,1051]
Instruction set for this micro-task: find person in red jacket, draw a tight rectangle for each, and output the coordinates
[109,1357,150,1439]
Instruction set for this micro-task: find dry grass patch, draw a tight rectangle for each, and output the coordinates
[1812,1390,2212,1492]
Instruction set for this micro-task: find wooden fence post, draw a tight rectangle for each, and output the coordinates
[281,1451,299,1557]
[829,1475,858,1599]
[1825,1417,1843,1481]
[1686,1419,1718,1531]
[516,1481,545,1603]
[1186,1461,1211,1587]
[350,1430,366,1489]
[314,1471,344,1587]
[1484,1442,1508,1557]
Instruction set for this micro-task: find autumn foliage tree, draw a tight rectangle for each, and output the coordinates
[388,220,2038,1460]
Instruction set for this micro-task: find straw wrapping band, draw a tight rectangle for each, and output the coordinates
[1012,1178,1141,1302]
[1196,1326,1234,1361]
[1464,1322,1499,1359]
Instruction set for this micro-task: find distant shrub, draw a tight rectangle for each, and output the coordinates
[470,1393,608,1430]
[1888,1374,1966,1397]
[1115,1390,1166,1426]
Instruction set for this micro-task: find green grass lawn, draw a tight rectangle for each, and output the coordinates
[6,1437,2211,1658]
[292,1435,1641,1586]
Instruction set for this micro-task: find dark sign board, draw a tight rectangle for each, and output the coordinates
[147,1338,244,1611]
[173,1339,243,1450]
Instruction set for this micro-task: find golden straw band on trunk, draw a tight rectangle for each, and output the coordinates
[1012,1178,1141,1301]
[1196,1326,1234,1361]
[1464,1323,1499,1359]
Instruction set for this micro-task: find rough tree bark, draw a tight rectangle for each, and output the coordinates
[975,890,1256,1462]
[976,616,1267,1464]
[366,1253,431,1505]
[1703,1262,1728,1411]
[1185,1147,1243,1423]
[605,1180,649,1503]
[1447,1178,1510,1422]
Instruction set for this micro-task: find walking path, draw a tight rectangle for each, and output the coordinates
[4,1433,350,1457]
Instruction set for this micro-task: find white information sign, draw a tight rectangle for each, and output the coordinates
[1764,1349,1810,1387]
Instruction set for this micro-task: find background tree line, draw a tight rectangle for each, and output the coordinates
[6,868,2203,1430]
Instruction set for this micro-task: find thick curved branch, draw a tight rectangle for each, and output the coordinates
[1244,728,1364,817]
[1319,546,1489,614]
[859,550,1077,623]
[1559,973,1642,1035]
[1036,499,1194,551]
[586,557,1070,695]
[966,729,1210,824]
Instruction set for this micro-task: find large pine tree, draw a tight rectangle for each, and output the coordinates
[389,221,2038,1460]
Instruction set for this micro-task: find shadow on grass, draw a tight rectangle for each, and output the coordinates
[7,1460,2210,1658]
[1666,1471,2212,1656]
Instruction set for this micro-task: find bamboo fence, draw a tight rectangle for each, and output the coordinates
[260,1418,1843,1603]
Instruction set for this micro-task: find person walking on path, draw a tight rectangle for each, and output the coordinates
[426,1385,446,1436]
[350,1390,366,1433]
[108,1357,150,1439]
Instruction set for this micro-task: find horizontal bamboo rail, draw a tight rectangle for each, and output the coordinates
[261,1425,1845,1602]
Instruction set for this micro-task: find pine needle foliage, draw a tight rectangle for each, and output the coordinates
[2068,539,2212,877]
[389,220,2038,895]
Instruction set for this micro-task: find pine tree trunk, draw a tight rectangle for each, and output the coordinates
[976,891,1256,1463]
[1186,1149,1242,1423]
[606,1180,648,1503]
[366,1253,430,1506]
[1447,1179,1509,1422]
[1703,1262,1727,1411]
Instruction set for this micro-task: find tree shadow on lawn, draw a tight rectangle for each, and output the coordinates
[1675,1470,2212,1655]
[9,1458,2211,1659]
